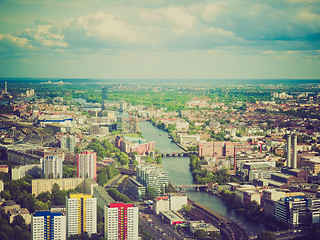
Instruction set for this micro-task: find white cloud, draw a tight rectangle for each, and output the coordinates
[202,4,222,22]
[298,10,320,22]
[26,24,68,48]
[75,11,142,43]
[139,7,197,35]
[0,34,33,50]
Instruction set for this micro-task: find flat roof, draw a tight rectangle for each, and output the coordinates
[272,173,291,179]
[160,211,184,222]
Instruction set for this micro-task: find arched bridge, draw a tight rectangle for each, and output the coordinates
[159,152,190,157]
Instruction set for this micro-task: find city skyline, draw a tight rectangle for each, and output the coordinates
[0,0,320,79]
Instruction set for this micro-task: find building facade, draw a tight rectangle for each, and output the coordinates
[41,155,63,179]
[66,193,97,237]
[60,135,76,153]
[136,165,168,196]
[31,211,66,240]
[77,151,97,181]
[32,178,83,196]
[105,203,138,240]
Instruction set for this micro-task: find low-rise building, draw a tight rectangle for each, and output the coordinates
[159,210,185,225]
[189,220,220,234]
[127,178,146,200]
[301,157,320,175]
[32,178,83,196]
[178,133,200,145]
[93,186,115,209]
[0,165,9,173]
[8,207,31,225]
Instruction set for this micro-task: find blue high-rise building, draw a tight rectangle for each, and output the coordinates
[31,211,66,240]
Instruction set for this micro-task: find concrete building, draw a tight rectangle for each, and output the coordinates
[177,133,200,145]
[301,157,320,174]
[8,207,31,225]
[32,178,83,196]
[154,195,188,214]
[60,135,76,153]
[154,197,170,215]
[66,193,97,237]
[7,148,42,165]
[77,151,97,181]
[89,123,109,136]
[115,136,155,155]
[93,186,115,209]
[31,211,66,240]
[127,177,146,200]
[274,197,320,226]
[105,203,138,240]
[198,141,251,158]
[11,164,41,180]
[159,210,185,225]
[240,162,277,181]
[41,155,63,179]
[175,120,189,131]
[189,220,220,235]
[136,164,168,196]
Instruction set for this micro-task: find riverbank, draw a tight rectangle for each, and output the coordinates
[139,121,266,235]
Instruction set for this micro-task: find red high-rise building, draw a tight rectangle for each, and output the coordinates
[104,203,138,240]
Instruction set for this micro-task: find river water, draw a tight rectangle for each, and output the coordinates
[139,121,265,236]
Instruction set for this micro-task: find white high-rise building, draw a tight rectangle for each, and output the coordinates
[41,155,63,179]
[105,203,138,240]
[66,193,97,237]
[77,151,97,181]
[31,211,66,240]
[136,164,168,195]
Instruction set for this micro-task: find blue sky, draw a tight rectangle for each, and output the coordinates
[0,0,319,79]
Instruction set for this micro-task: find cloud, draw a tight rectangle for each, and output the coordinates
[139,7,197,35]
[0,34,33,50]
[24,24,68,48]
[1,1,320,55]
[74,11,142,43]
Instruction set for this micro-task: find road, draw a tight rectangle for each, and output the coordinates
[136,202,189,240]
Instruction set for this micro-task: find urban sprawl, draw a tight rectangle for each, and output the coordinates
[0,79,320,240]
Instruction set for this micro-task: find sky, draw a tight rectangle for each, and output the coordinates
[0,0,320,79]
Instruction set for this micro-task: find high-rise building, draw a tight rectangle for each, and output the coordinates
[77,151,97,181]
[136,164,168,196]
[104,203,138,240]
[66,193,97,237]
[31,211,66,240]
[41,155,63,179]
[60,135,76,153]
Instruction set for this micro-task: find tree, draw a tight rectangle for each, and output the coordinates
[74,146,81,154]
[257,231,276,240]
[155,156,162,165]
[194,229,208,239]
[11,215,27,230]
[180,204,191,212]
[144,187,157,200]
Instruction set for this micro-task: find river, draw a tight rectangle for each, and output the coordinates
[139,121,265,236]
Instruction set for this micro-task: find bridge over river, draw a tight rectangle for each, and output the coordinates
[159,152,190,157]
[174,184,208,192]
